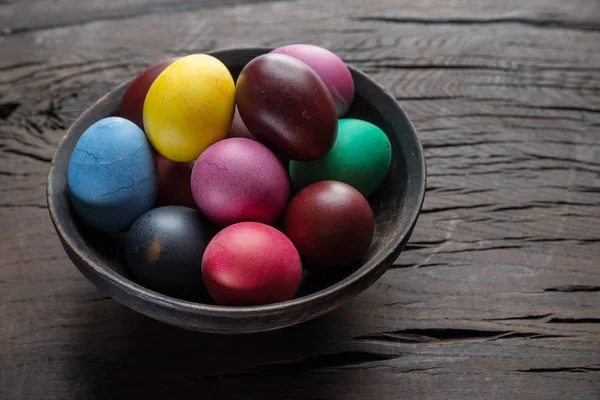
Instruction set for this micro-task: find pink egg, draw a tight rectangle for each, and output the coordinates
[272,44,354,117]
[227,107,290,166]
[191,138,290,226]
[202,222,302,306]
[227,106,257,141]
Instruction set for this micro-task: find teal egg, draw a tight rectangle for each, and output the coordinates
[289,119,392,197]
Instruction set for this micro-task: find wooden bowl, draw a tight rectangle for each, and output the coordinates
[47,48,426,334]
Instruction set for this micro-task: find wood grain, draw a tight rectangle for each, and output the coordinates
[1,0,599,398]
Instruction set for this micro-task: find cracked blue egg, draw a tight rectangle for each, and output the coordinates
[68,117,158,233]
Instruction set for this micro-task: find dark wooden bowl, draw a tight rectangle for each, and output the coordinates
[47,48,426,334]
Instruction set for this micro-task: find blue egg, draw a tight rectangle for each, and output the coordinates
[68,117,158,232]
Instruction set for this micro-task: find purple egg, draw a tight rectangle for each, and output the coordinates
[272,44,354,117]
[191,138,290,226]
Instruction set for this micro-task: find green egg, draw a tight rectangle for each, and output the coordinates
[289,118,392,197]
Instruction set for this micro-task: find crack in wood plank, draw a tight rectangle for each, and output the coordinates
[353,15,600,33]
[0,0,296,36]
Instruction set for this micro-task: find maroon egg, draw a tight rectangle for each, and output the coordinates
[235,53,338,161]
[271,44,355,117]
[119,58,178,129]
[227,106,257,140]
[202,222,303,306]
[283,180,374,270]
[155,153,196,209]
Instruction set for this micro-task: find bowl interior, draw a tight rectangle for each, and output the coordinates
[47,48,425,329]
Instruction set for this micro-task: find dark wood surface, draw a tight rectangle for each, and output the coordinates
[1,0,599,398]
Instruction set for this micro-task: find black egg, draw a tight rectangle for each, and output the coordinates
[125,206,215,301]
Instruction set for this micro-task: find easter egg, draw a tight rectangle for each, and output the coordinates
[191,138,290,226]
[67,117,157,233]
[227,106,257,141]
[283,181,374,270]
[125,206,215,301]
[236,53,338,161]
[202,222,302,306]
[119,57,178,129]
[272,44,354,116]
[155,153,196,209]
[143,54,236,162]
[289,118,392,197]
[228,108,291,165]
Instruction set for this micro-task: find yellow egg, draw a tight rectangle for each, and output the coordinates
[143,54,235,162]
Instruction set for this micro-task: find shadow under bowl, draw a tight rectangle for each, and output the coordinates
[47,47,426,334]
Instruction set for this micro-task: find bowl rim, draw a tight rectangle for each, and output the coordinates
[46,46,426,319]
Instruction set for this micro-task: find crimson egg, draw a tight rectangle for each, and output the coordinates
[202,222,302,306]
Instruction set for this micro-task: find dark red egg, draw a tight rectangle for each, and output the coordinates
[155,153,196,209]
[119,58,178,129]
[202,222,302,306]
[235,53,338,161]
[283,180,374,270]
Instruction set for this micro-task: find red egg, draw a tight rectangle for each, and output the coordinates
[155,153,196,209]
[119,58,178,129]
[202,222,302,306]
[283,180,374,270]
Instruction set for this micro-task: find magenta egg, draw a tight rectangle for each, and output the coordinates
[191,138,290,226]
[272,44,354,116]
[202,222,303,306]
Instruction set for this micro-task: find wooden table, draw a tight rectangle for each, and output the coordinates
[1,1,599,398]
